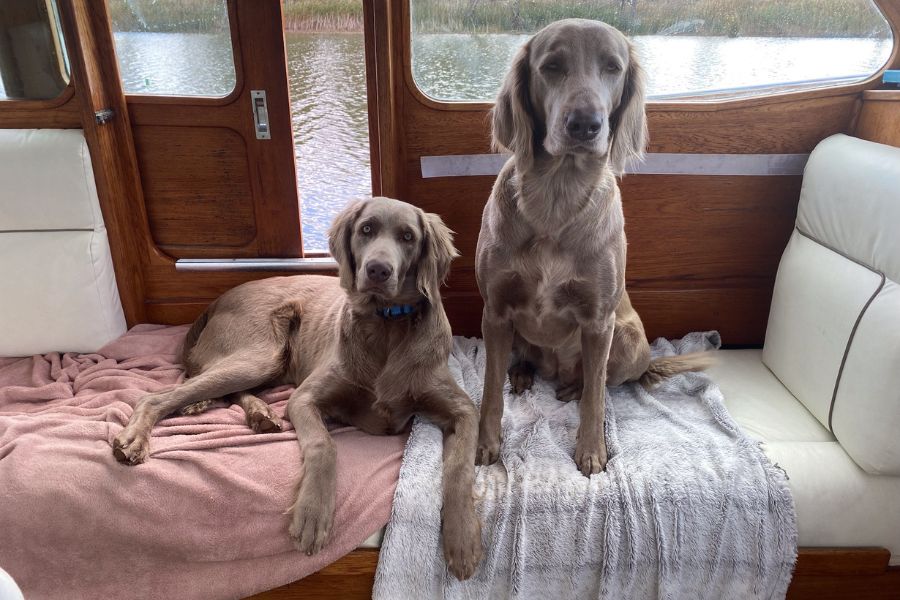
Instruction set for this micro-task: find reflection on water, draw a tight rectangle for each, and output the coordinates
[286,33,372,252]
[115,32,235,96]
[113,32,891,251]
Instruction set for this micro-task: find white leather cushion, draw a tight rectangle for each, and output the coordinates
[0,129,126,356]
[831,280,900,475]
[797,134,900,282]
[763,231,883,427]
[765,440,900,566]
[709,350,900,565]
[0,231,126,356]
[0,129,105,231]
[706,349,833,443]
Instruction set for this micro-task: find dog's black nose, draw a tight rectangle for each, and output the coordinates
[565,110,603,142]
[365,260,393,284]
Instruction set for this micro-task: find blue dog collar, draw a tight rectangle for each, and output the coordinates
[377,303,419,319]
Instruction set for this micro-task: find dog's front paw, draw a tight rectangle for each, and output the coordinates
[289,487,335,556]
[475,430,500,466]
[112,427,150,465]
[574,432,607,476]
[246,404,282,433]
[442,506,483,580]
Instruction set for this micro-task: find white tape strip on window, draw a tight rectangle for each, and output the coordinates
[420,153,809,178]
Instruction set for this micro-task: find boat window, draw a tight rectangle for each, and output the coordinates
[284,3,372,253]
[108,0,236,97]
[409,0,894,101]
[0,0,70,101]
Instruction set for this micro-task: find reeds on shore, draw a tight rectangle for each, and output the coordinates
[108,0,891,38]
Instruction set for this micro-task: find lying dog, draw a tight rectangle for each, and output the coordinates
[476,19,712,476]
[113,197,483,580]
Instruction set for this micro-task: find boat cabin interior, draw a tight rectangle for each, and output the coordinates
[1,1,899,599]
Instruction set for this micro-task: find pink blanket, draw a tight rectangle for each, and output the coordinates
[0,325,405,600]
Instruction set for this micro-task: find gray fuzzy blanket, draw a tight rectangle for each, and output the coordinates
[373,332,797,600]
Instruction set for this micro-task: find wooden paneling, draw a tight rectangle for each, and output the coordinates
[0,85,81,127]
[57,0,149,326]
[134,125,258,253]
[124,0,301,259]
[231,1,302,256]
[788,548,900,600]
[856,90,900,148]
[243,547,900,600]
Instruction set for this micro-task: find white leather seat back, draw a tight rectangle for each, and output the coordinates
[764,134,900,475]
[0,129,126,356]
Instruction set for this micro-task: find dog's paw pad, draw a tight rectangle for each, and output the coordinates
[112,431,150,465]
[247,408,282,433]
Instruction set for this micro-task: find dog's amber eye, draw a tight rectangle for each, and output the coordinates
[361,224,372,235]
[402,232,413,242]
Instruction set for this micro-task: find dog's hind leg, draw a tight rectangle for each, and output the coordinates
[507,334,540,394]
[113,349,280,465]
[230,390,282,433]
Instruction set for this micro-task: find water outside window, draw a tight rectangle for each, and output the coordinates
[285,32,372,253]
[411,0,893,100]
[109,0,236,97]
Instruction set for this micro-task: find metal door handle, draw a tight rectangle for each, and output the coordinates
[251,90,271,140]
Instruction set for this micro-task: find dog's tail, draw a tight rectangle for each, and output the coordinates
[638,352,716,390]
[179,302,214,376]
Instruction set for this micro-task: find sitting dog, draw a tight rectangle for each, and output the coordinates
[476,19,712,476]
[113,197,483,580]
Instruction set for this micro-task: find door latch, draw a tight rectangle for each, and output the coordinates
[251,90,271,140]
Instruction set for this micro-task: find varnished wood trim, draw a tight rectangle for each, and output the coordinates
[232,0,302,256]
[245,549,379,600]
[793,548,891,576]
[242,547,900,600]
[370,0,404,198]
[0,81,76,110]
[362,0,382,196]
[57,0,150,325]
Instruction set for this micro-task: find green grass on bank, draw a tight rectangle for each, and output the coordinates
[108,0,891,38]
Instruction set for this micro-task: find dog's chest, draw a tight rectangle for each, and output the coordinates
[501,237,603,343]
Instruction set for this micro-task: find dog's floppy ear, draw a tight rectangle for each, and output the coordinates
[492,41,535,166]
[328,199,366,291]
[416,210,459,304]
[608,41,648,176]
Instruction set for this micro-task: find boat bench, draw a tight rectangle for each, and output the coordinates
[707,134,900,564]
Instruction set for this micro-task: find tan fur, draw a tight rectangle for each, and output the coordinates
[477,19,711,477]
[639,353,718,390]
[112,197,482,580]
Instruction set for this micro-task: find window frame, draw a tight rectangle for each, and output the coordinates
[0,0,73,104]
[400,0,900,113]
[111,0,243,106]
